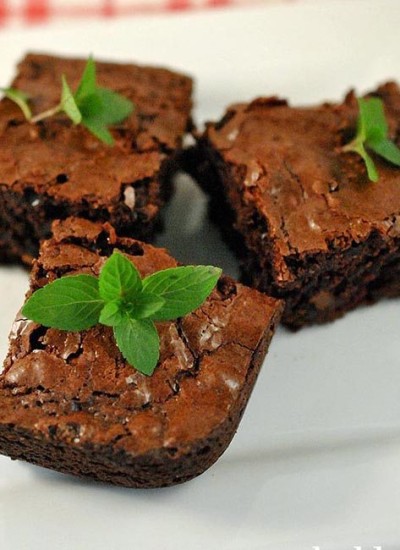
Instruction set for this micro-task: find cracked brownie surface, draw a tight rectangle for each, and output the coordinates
[0,53,193,264]
[189,85,400,328]
[0,217,283,488]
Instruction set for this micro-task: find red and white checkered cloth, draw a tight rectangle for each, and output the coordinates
[0,0,288,26]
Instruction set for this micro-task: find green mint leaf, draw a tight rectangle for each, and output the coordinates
[77,92,103,119]
[99,251,142,302]
[78,92,114,143]
[78,88,133,127]
[359,97,388,143]
[142,265,222,321]
[78,88,133,145]
[61,75,82,125]
[128,292,165,320]
[22,274,104,331]
[1,87,32,120]
[81,117,115,145]
[367,137,400,166]
[95,88,134,124]
[74,56,97,103]
[99,300,125,327]
[114,318,159,375]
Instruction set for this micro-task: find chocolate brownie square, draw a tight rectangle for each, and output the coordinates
[0,217,283,488]
[0,53,193,264]
[188,84,400,328]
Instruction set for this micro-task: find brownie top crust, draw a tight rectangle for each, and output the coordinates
[0,53,192,207]
[0,217,282,467]
[204,83,400,265]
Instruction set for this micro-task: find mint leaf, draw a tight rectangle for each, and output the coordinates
[95,88,134,124]
[22,274,103,331]
[1,87,32,120]
[77,88,133,146]
[367,137,400,166]
[78,92,115,145]
[343,96,400,181]
[114,318,159,375]
[99,251,142,302]
[74,56,97,103]
[128,292,165,320]
[61,76,82,125]
[81,116,114,146]
[359,97,387,142]
[99,300,125,327]
[143,265,222,321]
[77,92,102,118]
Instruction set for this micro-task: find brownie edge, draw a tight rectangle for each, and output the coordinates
[0,217,283,488]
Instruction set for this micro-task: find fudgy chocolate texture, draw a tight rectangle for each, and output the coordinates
[188,84,400,328]
[0,217,283,488]
[0,53,193,264]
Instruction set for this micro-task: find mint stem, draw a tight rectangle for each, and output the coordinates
[30,104,62,124]
[342,142,355,153]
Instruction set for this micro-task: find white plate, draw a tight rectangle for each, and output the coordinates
[1,2,400,549]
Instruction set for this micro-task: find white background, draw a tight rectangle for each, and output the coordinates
[0,1,400,548]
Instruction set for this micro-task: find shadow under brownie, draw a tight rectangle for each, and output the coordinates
[0,217,283,488]
[186,85,400,329]
[0,53,193,264]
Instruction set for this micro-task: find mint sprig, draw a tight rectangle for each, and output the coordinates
[1,57,134,146]
[22,251,222,376]
[343,97,400,182]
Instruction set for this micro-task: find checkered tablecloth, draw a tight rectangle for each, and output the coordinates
[0,0,290,25]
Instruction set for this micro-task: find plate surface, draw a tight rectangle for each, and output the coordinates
[1,2,400,548]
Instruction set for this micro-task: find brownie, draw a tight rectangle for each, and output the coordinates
[187,84,400,328]
[0,217,283,488]
[0,53,193,264]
